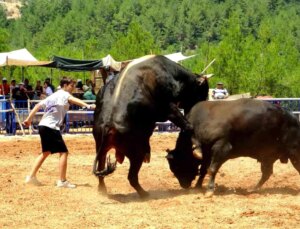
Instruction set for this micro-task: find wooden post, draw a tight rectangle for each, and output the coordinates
[10,100,25,136]
[27,99,32,135]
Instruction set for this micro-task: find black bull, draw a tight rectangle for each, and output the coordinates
[167,99,300,196]
[92,55,209,197]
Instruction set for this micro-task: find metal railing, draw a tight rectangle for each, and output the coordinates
[1,98,300,136]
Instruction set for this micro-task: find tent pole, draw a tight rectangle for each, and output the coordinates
[21,67,24,82]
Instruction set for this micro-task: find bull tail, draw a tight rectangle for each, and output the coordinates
[93,125,117,177]
[93,155,117,177]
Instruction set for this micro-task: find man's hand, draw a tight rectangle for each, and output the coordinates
[86,104,96,110]
[22,119,31,128]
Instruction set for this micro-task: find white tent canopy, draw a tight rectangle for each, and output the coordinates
[101,54,123,71]
[164,52,197,63]
[0,48,50,67]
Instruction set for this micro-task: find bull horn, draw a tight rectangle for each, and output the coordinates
[200,58,216,74]
[192,147,203,160]
[204,73,214,78]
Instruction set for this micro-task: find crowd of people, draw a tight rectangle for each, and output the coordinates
[0,77,96,101]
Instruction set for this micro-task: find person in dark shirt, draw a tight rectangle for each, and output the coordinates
[23,78,34,99]
[34,80,44,99]
[0,78,10,96]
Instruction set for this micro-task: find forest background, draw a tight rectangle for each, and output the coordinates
[0,0,299,97]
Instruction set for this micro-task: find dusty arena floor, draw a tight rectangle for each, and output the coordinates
[0,132,299,228]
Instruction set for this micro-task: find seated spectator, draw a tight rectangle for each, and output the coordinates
[23,78,34,99]
[43,81,54,98]
[85,79,96,95]
[10,79,16,96]
[76,79,83,91]
[212,82,229,99]
[18,82,30,100]
[45,77,55,93]
[13,82,28,108]
[0,78,10,96]
[34,80,44,99]
[82,85,96,100]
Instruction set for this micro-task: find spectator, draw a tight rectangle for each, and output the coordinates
[10,79,16,96]
[13,82,28,108]
[0,78,10,96]
[82,85,96,100]
[43,81,54,97]
[23,77,96,188]
[18,82,29,100]
[34,80,44,99]
[76,79,83,91]
[45,77,55,93]
[85,79,95,95]
[212,82,229,99]
[23,78,34,99]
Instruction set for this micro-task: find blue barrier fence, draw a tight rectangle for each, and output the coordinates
[1,98,300,136]
[0,99,95,135]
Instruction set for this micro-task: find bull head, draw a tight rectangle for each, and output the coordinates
[166,147,201,189]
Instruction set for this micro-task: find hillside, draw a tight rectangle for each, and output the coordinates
[0,0,21,19]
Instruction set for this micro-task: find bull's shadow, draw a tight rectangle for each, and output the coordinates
[213,185,299,196]
[107,185,299,202]
[107,188,196,203]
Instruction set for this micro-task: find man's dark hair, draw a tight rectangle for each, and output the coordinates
[60,78,74,88]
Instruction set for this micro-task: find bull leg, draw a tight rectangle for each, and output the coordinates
[195,151,210,189]
[128,155,149,198]
[248,161,274,192]
[205,162,223,198]
[205,140,231,197]
[195,163,208,189]
[167,103,192,132]
[96,153,108,194]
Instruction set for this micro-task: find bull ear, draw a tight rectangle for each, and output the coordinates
[196,74,208,85]
[166,148,171,153]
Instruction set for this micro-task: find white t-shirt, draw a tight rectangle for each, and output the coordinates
[213,88,228,99]
[38,89,71,130]
[45,86,53,96]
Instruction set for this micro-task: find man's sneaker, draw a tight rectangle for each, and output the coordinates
[56,180,76,189]
[25,176,42,186]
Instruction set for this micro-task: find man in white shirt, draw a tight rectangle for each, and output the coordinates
[212,82,229,99]
[23,78,96,188]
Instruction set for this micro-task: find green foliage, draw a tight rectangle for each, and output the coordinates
[0,28,10,52]
[0,0,299,97]
[0,4,8,28]
[110,21,159,60]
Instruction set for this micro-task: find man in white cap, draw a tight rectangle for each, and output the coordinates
[212,82,229,99]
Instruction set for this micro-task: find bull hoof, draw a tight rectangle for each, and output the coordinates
[204,190,214,198]
[143,153,150,163]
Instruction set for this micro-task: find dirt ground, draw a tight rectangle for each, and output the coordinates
[0,132,299,228]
